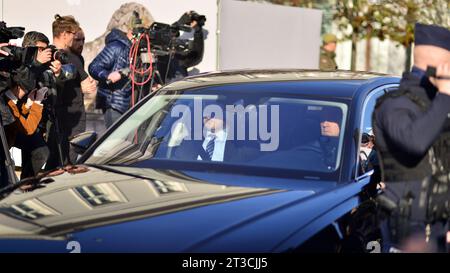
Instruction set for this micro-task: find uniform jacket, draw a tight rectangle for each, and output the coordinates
[319,47,337,71]
[373,67,450,223]
[374,69,450,172]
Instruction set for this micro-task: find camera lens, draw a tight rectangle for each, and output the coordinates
[54,50,69,64]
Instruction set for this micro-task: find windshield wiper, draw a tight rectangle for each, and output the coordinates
[84,163,161,182]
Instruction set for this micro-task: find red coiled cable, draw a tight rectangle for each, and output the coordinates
[128,33,153,107]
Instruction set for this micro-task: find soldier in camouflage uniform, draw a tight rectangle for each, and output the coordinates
[319,33,338,71]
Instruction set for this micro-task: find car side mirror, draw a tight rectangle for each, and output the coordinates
[70,131,97,155]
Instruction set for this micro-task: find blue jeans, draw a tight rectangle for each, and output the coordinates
[104,108,123,128]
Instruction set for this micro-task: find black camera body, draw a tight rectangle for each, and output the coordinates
[45,45,69,64]
[0,45,38,66]
[133,22,191,56]
[132,10,206,57]
[0,21,24,43]
[190,12,206,27]
[177,11,206,28]
[129,11,205,85]
[0,21,33,71]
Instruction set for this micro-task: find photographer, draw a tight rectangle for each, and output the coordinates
[88,18,134,128]
[0,22,40,185]
[0,73,48,179]
[6,31,57,180]
[1,29,52,179]
[45,15,91,170]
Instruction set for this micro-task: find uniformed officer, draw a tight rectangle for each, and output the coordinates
[319,33,338,71]
[373,23,450,252]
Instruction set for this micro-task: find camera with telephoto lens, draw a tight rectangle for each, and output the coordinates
[37,45,73,86]
[44,45,69,65]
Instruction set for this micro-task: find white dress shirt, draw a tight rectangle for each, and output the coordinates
[197,129,228,162]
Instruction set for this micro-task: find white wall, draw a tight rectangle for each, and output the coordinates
[335,38,406,75]
[218,0,322,70]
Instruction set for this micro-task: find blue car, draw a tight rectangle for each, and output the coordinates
[0,70,400,253]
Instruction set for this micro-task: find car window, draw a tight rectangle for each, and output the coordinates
[358,89,385,176]
[85,90,349,176]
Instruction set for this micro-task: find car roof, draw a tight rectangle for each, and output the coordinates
[162,69,400,98]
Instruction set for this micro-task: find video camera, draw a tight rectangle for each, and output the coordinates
[0,45,38,66]
[177,11,206,28]
[132,11,206,57]
[125,10,206,91]
[0,21,24,43]
[133,22,190,56]
[0,21,37,68]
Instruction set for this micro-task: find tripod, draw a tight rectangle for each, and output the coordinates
[131,50,164,106]
[42,71,65,168]
[0,113,18,187]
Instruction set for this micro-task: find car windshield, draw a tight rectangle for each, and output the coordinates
[85,89,348,174]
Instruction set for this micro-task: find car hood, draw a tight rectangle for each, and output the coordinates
[0,164,354,252]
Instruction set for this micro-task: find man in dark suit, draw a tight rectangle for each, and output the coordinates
[171,113,261,163]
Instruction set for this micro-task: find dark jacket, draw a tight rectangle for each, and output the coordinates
[374,69,450,174]
[89,29,132,114]
[172,139,258,163]
[373,67,450,223]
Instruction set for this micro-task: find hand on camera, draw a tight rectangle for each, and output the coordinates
[36,48,52,64]
[50,60,62,77]
[0,42,10,56]
[107,71,122,84]
[434,62,450,96]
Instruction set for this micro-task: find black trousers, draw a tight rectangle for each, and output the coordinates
[380,180,449,252]
[45,110,85,171]
[14,131,49,180]
[0,148,11,188]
